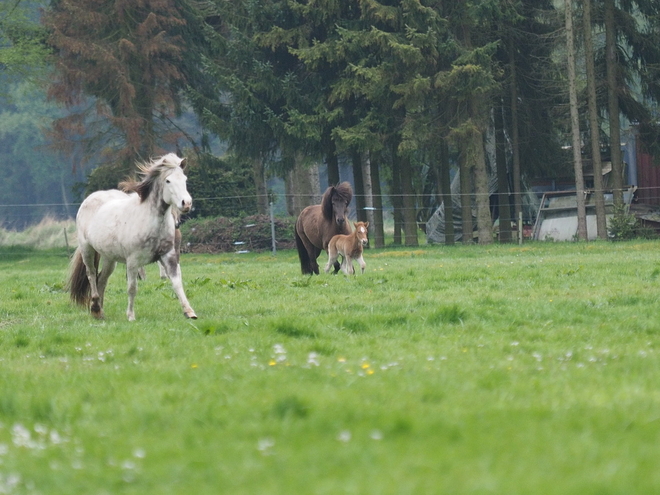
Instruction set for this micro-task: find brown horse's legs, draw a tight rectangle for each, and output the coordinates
[306,243,321,275]
[311,252,321,275]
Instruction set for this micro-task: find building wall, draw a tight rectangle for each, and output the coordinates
[635,140,660,206]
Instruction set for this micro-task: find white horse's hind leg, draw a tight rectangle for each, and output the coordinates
[80,246,103,318]
[97,258,117,308]
[161,252,197,319]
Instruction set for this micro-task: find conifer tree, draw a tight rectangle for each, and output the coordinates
[44,0,201,182]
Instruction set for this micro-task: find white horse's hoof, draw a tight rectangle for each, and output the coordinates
[184,310,197,319]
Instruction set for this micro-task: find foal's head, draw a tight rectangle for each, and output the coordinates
[121,153,192,214]
[354,221,369,247]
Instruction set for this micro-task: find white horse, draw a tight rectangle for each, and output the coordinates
[68,153,197,321]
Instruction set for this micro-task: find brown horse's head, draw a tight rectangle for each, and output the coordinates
[322,181,353,227]
[354,221,369,247]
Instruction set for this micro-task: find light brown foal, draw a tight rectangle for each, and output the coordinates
[325,221,369,275]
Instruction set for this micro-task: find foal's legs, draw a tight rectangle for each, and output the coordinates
[325,247,338,273]
[342,256,355,275]
[356,254,366,274]
[160,250,197,319]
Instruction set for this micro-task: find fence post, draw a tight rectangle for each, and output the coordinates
[63,228,71,258]
[270,201,276,256]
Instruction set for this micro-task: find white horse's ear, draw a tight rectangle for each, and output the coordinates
[180,158,187,170]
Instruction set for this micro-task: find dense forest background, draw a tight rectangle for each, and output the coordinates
[1,0,660,245]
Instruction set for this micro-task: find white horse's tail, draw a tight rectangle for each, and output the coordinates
[68,248,98,306]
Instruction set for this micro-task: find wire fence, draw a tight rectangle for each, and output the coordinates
[2,185,658,251]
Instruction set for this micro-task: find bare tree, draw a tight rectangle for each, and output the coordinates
[583,0,608,239]
[565,0,588,241]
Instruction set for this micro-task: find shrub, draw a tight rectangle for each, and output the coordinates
[608,204,656,241]
[179,215,295,253]
[185,153,258,218]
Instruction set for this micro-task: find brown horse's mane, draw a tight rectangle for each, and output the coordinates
[321,182,353,221]
[119,154,183,204]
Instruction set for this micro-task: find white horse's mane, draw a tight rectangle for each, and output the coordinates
[120,153,185,204]
[135,153,182,176]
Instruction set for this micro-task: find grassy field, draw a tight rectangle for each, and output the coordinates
[2,241,660,494]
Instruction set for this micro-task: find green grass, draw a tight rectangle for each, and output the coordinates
[2,241,660,493]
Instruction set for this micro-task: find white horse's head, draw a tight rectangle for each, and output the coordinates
[161,154,192,214]
[120,153,193,214]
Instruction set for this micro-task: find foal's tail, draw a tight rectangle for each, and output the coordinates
[294,228,314,275]
[67,248,98,306]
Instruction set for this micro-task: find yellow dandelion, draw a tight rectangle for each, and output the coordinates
[361,362,370,370]
[338,357,346,363]
[191,364,198,369]
[366,369,375,375]
[269,359,277,366]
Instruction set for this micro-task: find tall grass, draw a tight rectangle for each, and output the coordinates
[1,241,660,493]
[0,217,76,249]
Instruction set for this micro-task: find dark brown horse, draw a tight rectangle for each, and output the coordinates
[295,182,353,275]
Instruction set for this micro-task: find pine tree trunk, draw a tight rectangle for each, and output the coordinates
[471,127,493,245]
[566,0,588,241]
[508,35,523,226]
[252,156,269,215]
[401,155,419,246]
[361,153,375,244]
[369,151,385,248]
[495,104,512,243]
[391,150,403,245]
[351,149,367,222]
[605,0,624,206]
[326,139,340,186]
[583,0,608,239]
[285,153,318,217]
[309,163,321,204]
[440,139,454,246]
[459,144,473,244]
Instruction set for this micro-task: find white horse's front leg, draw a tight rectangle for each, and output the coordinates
[158,261,169,279]
[125,265,139,321]
[161,251,197,319]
